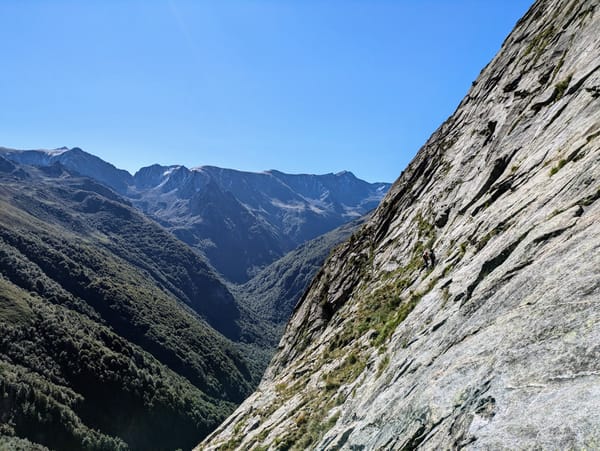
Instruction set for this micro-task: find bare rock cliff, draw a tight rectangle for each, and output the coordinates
[200,0,600,449]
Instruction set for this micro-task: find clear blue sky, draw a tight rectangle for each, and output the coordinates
[0,0,533,183]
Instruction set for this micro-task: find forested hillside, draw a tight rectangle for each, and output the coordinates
[0,159,257,450]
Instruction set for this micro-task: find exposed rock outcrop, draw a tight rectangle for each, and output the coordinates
[200,0,600,449]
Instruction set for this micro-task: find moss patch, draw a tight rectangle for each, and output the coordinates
[554,74,573,100]
[524,25,555,61]
[550,159,567,176]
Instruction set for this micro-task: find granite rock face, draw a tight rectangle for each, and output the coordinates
[200,0,600,449]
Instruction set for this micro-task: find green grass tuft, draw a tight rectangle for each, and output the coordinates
[550,159,567,176]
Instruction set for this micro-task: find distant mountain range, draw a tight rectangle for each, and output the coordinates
[0,147,390,282]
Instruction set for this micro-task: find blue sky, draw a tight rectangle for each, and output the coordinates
[0,0,533,182]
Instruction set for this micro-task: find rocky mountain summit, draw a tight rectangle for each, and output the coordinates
[0,146,133,193]
[201,0,600,449]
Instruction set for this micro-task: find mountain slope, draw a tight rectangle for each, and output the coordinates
[201,0,600,449]
[133,166,284,283]
[0,160,256,450]
[236,217,366,326]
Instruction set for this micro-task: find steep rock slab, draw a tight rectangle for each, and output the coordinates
[200,0,600,449]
